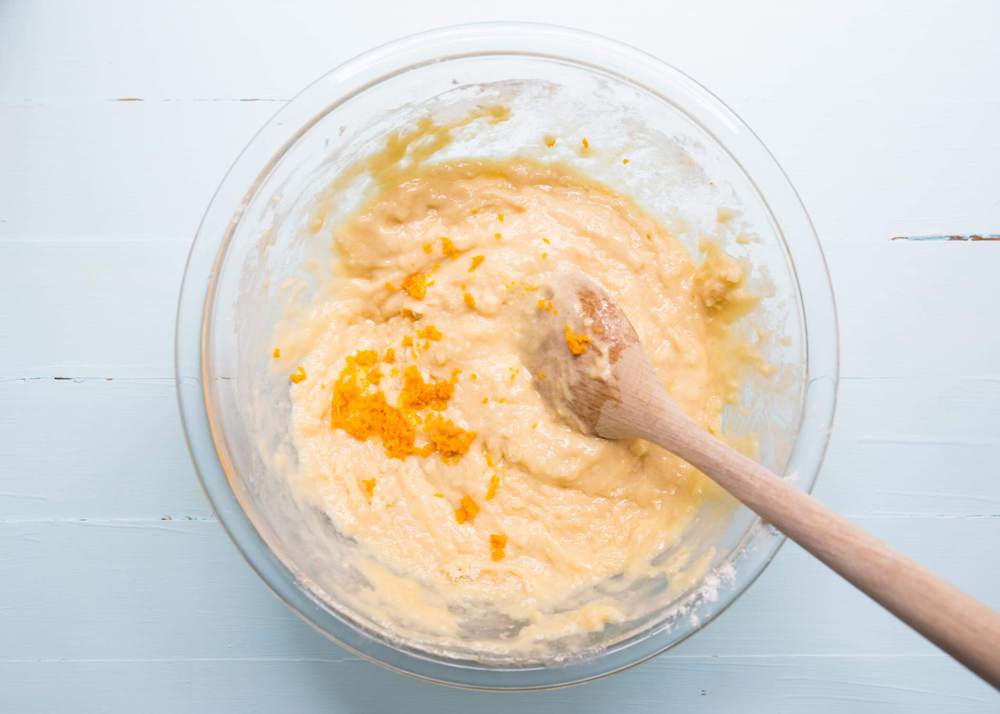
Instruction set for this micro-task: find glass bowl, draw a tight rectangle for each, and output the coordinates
[176,22,838,690]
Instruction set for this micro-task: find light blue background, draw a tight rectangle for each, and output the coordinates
[2,1,999,711]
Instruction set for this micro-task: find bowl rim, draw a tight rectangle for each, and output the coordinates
[175,21,840,691]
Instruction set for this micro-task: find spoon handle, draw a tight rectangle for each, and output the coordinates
[652,410,1000,689]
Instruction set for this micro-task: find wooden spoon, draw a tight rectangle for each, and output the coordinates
[526,269,1000,689]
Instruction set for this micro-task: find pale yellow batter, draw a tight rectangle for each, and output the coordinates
[280,154,757,643]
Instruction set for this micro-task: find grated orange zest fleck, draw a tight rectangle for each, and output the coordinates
[489,533,507,561]
[417,324,443,341]
[440,236,460,258]
[401,272,429,300]
[486,473,500,501]
[564,324,591,355]
[536,298,558,315]
[455,495,480,524]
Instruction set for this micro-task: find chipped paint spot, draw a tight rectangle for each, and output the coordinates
[891,234,1000,242]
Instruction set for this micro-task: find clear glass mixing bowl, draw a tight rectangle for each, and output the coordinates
[176,23,838,690]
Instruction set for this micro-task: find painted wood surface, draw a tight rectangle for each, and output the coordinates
[1,0,999,711]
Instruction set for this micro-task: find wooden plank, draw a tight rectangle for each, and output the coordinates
[0,514,997,662]
[0,241,188,378]
[2,98,998,246]
[2,655,996,713]
[0,101,276,241]
[1,376,997,520]
[2,239,999,380]
[0,378,209,520]
[827,244,1000,379]
[1,0,998,105]
[730,99,1000,244]
[821,377,1000,518]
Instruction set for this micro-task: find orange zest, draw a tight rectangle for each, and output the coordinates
[536,298,557,315]
[489,533,507,561]
[330,351,475,462]
[455,495,480,524]
[331,356,415,459]
[417,324,443,341]
[441,236,460,258]
[401,272,429,300]
[424,413,477,462]
[399,365,454,411]
[485,473,500,501]
[290,366,307,383]
[564,324,591,356]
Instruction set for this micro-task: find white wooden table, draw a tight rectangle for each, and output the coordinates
[2,1,999,711]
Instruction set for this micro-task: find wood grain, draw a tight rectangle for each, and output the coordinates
[0,102,276,241]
